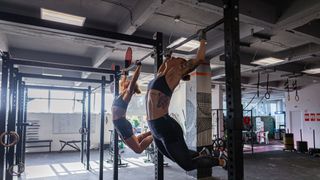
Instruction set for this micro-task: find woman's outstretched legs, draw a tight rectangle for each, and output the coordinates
[124,134,153,154]
[148,115,225,171]
[137,131,152,143]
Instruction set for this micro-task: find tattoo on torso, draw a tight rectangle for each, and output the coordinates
[156,93,170,109]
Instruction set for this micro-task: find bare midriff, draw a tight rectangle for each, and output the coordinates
[146,89,171,120]
[112,107,126,121]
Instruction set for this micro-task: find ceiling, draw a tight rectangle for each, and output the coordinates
[0,0,320,100]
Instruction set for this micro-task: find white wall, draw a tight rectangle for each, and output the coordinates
[26,112,113,152]
[285,83,320,148]
[169,82,187,134]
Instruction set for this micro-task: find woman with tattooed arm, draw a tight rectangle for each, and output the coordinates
[145,31,227,171]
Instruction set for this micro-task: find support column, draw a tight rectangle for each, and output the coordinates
[185,63,213,178]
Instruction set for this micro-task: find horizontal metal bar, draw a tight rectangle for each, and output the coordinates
[0,11,157,46]
[20,73,110,84]
[123,51,154,72]
[203,18,224,33]
[122,18,224,73]
[10,58,115,75]
[25,85,88,92]
[167,18,224,53]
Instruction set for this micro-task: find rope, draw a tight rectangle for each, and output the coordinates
[243,93,257,110]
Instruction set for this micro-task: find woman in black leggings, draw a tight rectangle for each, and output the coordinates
[146,31,226,171]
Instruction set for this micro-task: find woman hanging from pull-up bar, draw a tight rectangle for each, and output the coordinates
[112,59,153,154]
[146,30,227,171]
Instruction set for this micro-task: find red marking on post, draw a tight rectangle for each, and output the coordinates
[190,72,211,76]
[125,47,132,68]
[111,64,115,70]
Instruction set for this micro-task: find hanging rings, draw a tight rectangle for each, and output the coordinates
[264,73,270,99]
[0,131,20,147]
[8,163,25,176]
[292,79,299,102]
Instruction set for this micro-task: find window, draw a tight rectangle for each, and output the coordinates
[74,92,84,113]
[28,89,49,98]
[28,99,49,113]
[26,89,116,114]
[28,89,49,113]
[50,90,74,99]
[49,90,75,113]
[50,100,74,113]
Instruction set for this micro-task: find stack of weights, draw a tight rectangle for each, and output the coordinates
[297,129,308,153]
[283,133,294,151]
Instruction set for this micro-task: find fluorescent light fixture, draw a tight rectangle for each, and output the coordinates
[41,8,86,26]
[42,73,63,77]
[167,37,200,52]
[251,57,284,66]
[210,64,223,69]
[302,68,320,74]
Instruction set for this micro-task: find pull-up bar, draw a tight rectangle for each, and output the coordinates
[122,18,224,72]
[10,58,115,75]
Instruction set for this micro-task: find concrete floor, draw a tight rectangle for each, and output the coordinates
[16,146,320,180]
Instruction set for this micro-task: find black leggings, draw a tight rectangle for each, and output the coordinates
[148,114,219,171]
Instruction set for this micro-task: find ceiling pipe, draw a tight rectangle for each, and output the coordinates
[212,43,320,80]
[212,81,286,92]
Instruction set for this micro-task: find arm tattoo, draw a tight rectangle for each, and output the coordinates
[183,60,199,75]
[156,93,170,109]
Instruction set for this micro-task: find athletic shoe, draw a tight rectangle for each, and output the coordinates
[219,151,228,170]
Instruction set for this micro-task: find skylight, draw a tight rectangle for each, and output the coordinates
[167,37,200,52]
[302,68,320,74]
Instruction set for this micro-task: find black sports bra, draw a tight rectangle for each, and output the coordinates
[148,76,172,97]
[112,95,128,109]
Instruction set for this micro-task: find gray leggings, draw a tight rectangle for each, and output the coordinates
[148,115,219,171]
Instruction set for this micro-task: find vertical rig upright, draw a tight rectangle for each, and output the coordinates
[86,86,92,170]
[223,0,244,180]
[6,65,19,180]
[113,65,120,180]
[0,53,9,180]
[22,88,28,166]
[153,32,164,180]
[15,76,24,167]
[99,76,106,180]
[81,91,87,163]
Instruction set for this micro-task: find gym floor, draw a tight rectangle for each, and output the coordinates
[18,148,320,180]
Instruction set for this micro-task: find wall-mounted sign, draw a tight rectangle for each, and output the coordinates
[304,113,310,121]
[304,113,320,122]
